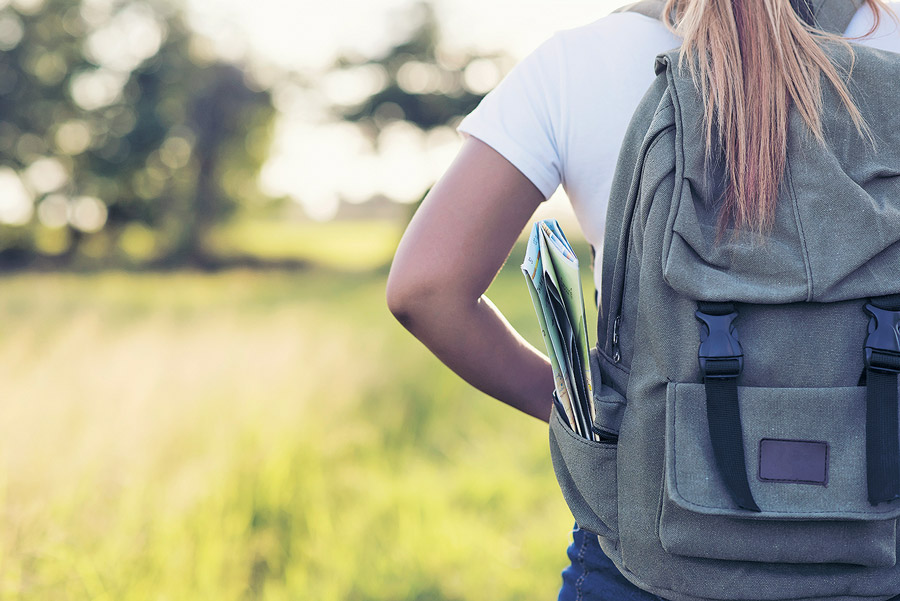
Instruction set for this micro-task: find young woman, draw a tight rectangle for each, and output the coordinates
[386,1,900,598]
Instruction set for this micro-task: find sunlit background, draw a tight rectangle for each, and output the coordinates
[184,0,619,223]
[0,0,627,598]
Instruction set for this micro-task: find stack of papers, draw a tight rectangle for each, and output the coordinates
[521,220,596,440]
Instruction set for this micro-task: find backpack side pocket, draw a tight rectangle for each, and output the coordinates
[549,401,620,541]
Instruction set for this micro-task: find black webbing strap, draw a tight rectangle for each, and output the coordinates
[696,302,760,512]
[864,296,900,505]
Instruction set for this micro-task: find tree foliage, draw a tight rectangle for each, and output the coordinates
[0,0,274,268]
[0,0,509,268]
[333,2,507,137]
[328,2,509,225]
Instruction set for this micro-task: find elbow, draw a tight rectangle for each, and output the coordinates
[385,269,429,328]
[385,279,413,326]
[386,266,454,332]
[387,251,479,331]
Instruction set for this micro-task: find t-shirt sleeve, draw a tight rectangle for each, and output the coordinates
[456,35,564,201]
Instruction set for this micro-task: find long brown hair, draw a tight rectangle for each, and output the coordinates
[661,0,896,237]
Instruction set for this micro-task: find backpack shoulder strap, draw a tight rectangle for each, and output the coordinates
[615,0,863,35]
[807,0,864,34]
[613,0,665,20]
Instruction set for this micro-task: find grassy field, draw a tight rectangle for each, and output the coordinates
[0,234,600,600]
[206,219,405,271]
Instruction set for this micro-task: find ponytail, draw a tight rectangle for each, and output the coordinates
[661,0,895,237]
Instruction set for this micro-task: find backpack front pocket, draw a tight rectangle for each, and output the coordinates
[659,382,900,567]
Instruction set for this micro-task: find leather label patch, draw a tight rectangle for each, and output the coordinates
[758,438,829,486]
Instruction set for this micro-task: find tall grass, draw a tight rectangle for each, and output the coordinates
[0,254,598,600]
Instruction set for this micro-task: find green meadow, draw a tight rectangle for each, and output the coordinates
[0,222,600,600]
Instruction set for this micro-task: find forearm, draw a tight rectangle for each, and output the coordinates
[392,292,555,422]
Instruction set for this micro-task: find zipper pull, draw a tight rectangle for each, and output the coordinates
[612,315,621,363]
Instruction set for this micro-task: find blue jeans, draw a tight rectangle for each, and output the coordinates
[558,524,668,601]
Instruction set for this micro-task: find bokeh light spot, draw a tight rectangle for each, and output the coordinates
[79,0,113,29]
[37,193,68,228]
[84,3,164,72]
[322,64,388,106]
[25,157,68,194]
[159,135,193,170]
[373,101,405,127]
[70,68,126,111]
[133,167,166,200]
[16,132,47,162]
[396,61,443,95]
[107,107,137,136]
[12,0,44,17]
[0,166,33,225]
[463,58,502,94]
[118,222,157,260]
[69,195,107,233]
[32,52,67,86]
[375,120,429,203]
[0,11,24,50]
[55,120,92,155]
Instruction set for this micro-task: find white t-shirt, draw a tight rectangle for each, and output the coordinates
[458,2,900,295]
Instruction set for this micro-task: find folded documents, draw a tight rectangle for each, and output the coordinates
[521,220,596,440]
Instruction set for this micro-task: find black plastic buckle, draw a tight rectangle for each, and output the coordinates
[864,303,900,373]
[696,309,743,379]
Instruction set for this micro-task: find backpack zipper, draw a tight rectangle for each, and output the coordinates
[606,120,675,365]
[612,315,621,363]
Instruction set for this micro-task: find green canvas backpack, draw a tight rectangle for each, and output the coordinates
[548,1,900,599]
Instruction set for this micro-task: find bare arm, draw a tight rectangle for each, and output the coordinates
[386,136,555,422]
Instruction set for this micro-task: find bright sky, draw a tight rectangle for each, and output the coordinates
[184,0,630,221]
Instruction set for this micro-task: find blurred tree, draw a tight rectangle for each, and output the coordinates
[320,1,511,227]
[333,2,509,140]
[0,0,274,268]
[118,22,274,267]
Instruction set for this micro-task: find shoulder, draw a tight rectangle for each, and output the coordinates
[464,10,680,121]
[552,12,680,61]
[540,12,682,89]
[551,10,678,51]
